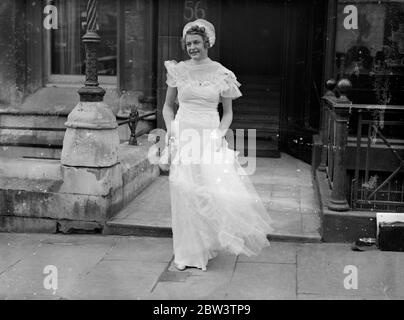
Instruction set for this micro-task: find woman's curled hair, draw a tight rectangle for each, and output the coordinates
[181,25,210,50]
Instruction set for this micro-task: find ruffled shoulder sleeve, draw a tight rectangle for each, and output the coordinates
[218,67,242,100]
[164,60,180,88]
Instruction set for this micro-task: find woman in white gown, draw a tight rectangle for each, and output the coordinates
[162,19,273,271]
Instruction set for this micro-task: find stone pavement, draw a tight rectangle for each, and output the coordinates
[106,153,322,241]
[1,233,403,300]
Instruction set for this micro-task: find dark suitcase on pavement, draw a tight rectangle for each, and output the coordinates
[378,222,404,252]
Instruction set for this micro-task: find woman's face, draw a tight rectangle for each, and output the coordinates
[185,34,208,61]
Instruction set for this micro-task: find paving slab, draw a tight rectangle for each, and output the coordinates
[0,233,45,274]
[262,176,301,186]
[237,242,297,264]
[108,176,171,228]
[63,260,167,300]
[1,234,404,300]
[148,253,237,300]
[271,188,300,198]
[104,236,173,262]
[296,243,404,299]
[224,262,297,300]
[0,235,117,299]
[268,198,300,212]
[252,183,273,198]
[300,186,316,197]
[269,210,302,235]
[301,214,321,235]
[297,293,390,300]
[300,197,319,211]
[2,293,64,300]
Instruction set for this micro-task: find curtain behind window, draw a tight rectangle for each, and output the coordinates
[51,0,117,75]
[51,0,83,74]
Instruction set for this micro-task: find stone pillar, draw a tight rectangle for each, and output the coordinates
[61,0,119,167]
[328,79,351,211]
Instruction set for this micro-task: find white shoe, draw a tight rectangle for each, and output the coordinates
[175,263,186,271]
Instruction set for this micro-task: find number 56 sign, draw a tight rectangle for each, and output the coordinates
[184,0,207,21]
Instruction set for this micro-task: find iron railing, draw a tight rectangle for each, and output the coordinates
[349,105,404,212]
[319,79,404,212]
[117,109,157,145]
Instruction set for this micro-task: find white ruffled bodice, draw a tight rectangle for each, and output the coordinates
[164,60,242,115]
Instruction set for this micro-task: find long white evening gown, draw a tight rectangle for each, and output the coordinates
[165,59,273,270]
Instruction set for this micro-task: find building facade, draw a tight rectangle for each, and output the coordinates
[0,0,403,238]
[0,0,331,160]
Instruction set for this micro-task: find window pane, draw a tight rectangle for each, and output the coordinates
[336,0,404,104]
[51,0,117,76]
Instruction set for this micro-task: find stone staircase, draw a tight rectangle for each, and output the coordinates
[0,137,160,234]
[0,86,157,159]
[0,111,152,160]
[231,78,281,158]
[0,111,67,159]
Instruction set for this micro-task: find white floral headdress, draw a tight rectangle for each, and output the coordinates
[182,19,216,48]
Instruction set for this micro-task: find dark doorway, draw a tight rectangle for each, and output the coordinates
[220,0,284,157]
[279,0,327,163]
[156,0,327,161]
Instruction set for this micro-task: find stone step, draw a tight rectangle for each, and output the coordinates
[235,97,280,108]
[227,136,280,158]
[0,113,67,158]
[238,90,279,95]
[234,106,280,116]
[239,78,281,90]
[0,112,151,158]
[104,176,172,237]
[228,131,278,140]
[239,77,281,89]
[233,114,279,123]
[0,113,68,129]
[234,105,279,115]
[230,138,279,150]
[0,128,65,147]
[104,221,321,242]
[105,220,321,242]
[231,148,280,158]
[0,146,62,159]
[104,160,322,243]
[255,149,281,158]
[230,120,279,131]
[0,137,161,233]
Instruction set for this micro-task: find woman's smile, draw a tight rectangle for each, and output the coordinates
[185,34,208,61]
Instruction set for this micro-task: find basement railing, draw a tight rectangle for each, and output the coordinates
[318,79,404,212]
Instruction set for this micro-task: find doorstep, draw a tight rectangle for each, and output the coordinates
[104,155,322,243]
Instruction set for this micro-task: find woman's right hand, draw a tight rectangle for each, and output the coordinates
[165,131,176,146]
[165,119,179,146]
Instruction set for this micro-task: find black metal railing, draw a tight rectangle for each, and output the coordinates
[117,109,157,145]
[349,105,404,212]
[318,79,351,211]
[319,79,404,212]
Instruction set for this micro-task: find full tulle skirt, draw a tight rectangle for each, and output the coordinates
[169,108,273,270]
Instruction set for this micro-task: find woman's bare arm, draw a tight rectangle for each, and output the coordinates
[162,86,178,140]
[217,97,233,137]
